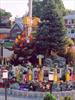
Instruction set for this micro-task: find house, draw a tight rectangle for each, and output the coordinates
[0,9,11,39]
[0,16,11,28]
[64,13,75,42]
[0,8,11,28]
[10,18,24,39]
[0,28,11,39]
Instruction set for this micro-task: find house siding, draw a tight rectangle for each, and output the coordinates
[64,13,75,42]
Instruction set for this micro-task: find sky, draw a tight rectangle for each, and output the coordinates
[0,0,75,19]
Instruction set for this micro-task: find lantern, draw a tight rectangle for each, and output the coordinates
[22,16,32,26]
[54,69,58,82]
[28,69,32,81]
[66,70,70,82]
[23,74,28,83]
[32,17,40,27]
[38,68,44,81]
[33,68,38,80]
[16,68,20,82]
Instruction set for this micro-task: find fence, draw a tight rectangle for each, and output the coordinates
[0,88,75,100]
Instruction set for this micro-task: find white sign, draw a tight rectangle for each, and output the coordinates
[3,48,13,57]
[49,73,54,81]
[37,54,44,59]
[2,70,8,79]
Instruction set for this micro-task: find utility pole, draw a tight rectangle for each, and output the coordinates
[28,0,32,36]
[0,43,3,57]
[0,42,4,65]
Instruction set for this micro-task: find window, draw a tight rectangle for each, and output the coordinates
[68,20,71,24]
[44,70,48,77]
[67,29,71,34]
[57,69,60,73]
[71,19,74,24]
[71,29,75,34]
[65,19,67,24]
[14,25,19,30]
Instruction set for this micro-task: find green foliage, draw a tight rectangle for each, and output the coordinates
[44,55,66,68]
[32,0,43,17]
[4,42,14,47]
[54,0,66,16]
[32,0,67,17]
[0,8,11,26]
[0,9,11,17]
[36,0,69,55]
[10,0,73,66]
[66,47,75,64]
[64,96,72,100]
[44,93,56,100]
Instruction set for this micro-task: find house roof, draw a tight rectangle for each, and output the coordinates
[11,18,24,31]
[11,23,24,31]
[64,13,75,20]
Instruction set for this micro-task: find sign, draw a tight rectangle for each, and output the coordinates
[3,48,13,58]
[2,70,8,79]
[49,72,54,81]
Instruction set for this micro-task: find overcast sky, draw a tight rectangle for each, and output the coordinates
[0,0,75,19]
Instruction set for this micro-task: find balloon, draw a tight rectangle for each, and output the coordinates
[32,17,40,27]
[22,16,32,26]
[15,38,19,44]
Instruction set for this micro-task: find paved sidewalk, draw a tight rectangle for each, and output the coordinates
[0,95,43,100]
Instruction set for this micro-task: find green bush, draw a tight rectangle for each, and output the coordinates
[64,96,72,100]
[44,93,56,100]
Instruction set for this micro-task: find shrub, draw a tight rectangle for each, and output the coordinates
[64,96,72,100]
[44,93,56,100]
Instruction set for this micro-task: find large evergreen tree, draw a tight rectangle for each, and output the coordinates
[32,0,43,17]
[0,9,11,27]
[32,0,67,17]
[54,0,66,16]
[35,0,69,56]
[10,0,71,66]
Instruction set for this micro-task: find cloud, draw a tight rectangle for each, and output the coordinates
[1,0,29,17]
[1,0,75,18]
[63,0,75,10]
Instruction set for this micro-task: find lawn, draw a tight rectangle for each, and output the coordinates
[4,41,14,47]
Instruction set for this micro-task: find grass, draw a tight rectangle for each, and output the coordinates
[4,42,14,47]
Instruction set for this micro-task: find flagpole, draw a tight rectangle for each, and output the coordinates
[28,0,32,37]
